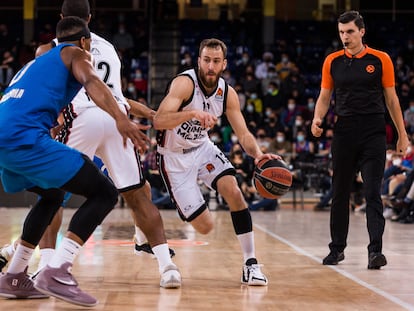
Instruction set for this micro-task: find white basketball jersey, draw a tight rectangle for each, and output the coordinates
[70,32,128,111]
[158,69,228,152]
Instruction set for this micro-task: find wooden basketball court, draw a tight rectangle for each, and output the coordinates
[0,203,413,310]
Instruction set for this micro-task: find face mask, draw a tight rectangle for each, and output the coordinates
[135,73,142,79]
[297,135,305,142]
[128,86,135,93]
[267,88,274,94]
[407,146,412,154]
[392,158,402,166]
[288,104,295,111]
[246,105,254,113]
[242,57,249,64]
[295,120,303,127]
[265,110,272,117]
[410,107,414,112]
[308,102,315,110]
[211,135,219,143]
[231,135,238,143]
[250,93,257,100]
[282,57,288,63]
[386,153,393,161]
[276,136,284,143]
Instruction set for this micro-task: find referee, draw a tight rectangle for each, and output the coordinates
[311,11,409,269]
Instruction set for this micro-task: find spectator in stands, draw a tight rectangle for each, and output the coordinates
[263,110,283,138]
[0,50,16,88]
[241,69,261,97]
[301,96,317,126]
[292,129,315,164]
[38,23,55,44]
[324,39,341,57]
[255,51,275,80]
[268,130,293,164]
[234,82,247,111]
[255,128,271,152]
[403,99,414,134]
[229,144,255,203]
[0,24,15,56]
[317,128,334,157]
[243,101,262,130]
[178,51,194,72]
[275,53,296,81]
[281,66,306,105]
[395,55,411,84]
[260,66,280,96]
[222,69,236,86]
[397,82,411,111]
[280,97,302,139]
[233,51,253,81]
[246,91,263,114]
[131,68,148,98]
[112,22,134,53]
[262,81,283,114]
[124,81,139,100]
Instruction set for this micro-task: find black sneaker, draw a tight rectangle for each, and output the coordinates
[0,250,9,272]
[134,242,175,258]
[368,252,387,270]
[322,251,345,265]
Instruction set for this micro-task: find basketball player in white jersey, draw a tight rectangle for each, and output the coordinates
[0,0,180,289]
[154,38,280,285]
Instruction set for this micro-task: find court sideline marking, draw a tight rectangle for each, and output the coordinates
[255,224,414,311]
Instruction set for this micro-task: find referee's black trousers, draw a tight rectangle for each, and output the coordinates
[329,114,386,254]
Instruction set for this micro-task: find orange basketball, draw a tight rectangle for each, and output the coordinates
[253,158,292,199]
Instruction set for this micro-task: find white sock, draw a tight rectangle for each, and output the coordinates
[152,243,173,273]
[134,226,147,245]
[237,231,256,263]
[7,244,34,274]
[37,248,55,271]
[48,238,81,268]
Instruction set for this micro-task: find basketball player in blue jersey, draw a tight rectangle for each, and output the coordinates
[0,17,149,307]
[154,38,281,286]
[0,0,180,290]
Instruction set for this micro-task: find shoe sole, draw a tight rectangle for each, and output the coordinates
[134,248,176,259]
[322,253,345,265]
[160,279,181,289]
[241,280,268,286]
[368,255,387,270]
[0,292,49,299]
[34,284,98,307]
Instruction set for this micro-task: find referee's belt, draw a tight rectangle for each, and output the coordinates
[157,144,202,155]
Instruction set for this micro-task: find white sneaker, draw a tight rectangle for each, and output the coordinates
[241,258,268,286]
[160,264,181,289]
[383,207,394,219]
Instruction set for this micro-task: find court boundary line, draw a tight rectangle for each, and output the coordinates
[255,223,414,311]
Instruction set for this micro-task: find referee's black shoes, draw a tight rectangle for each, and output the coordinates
[322,251,345,265]
[368,252,387,270]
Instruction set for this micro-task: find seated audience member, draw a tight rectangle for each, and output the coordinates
[268,130,293,164]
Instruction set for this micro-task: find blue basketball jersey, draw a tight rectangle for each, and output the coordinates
[0,44,82,147]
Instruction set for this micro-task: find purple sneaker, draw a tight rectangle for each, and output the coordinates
[0,267,49,299]
[34,263,98,307]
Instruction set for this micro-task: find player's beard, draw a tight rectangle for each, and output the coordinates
[199,67,221,89]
